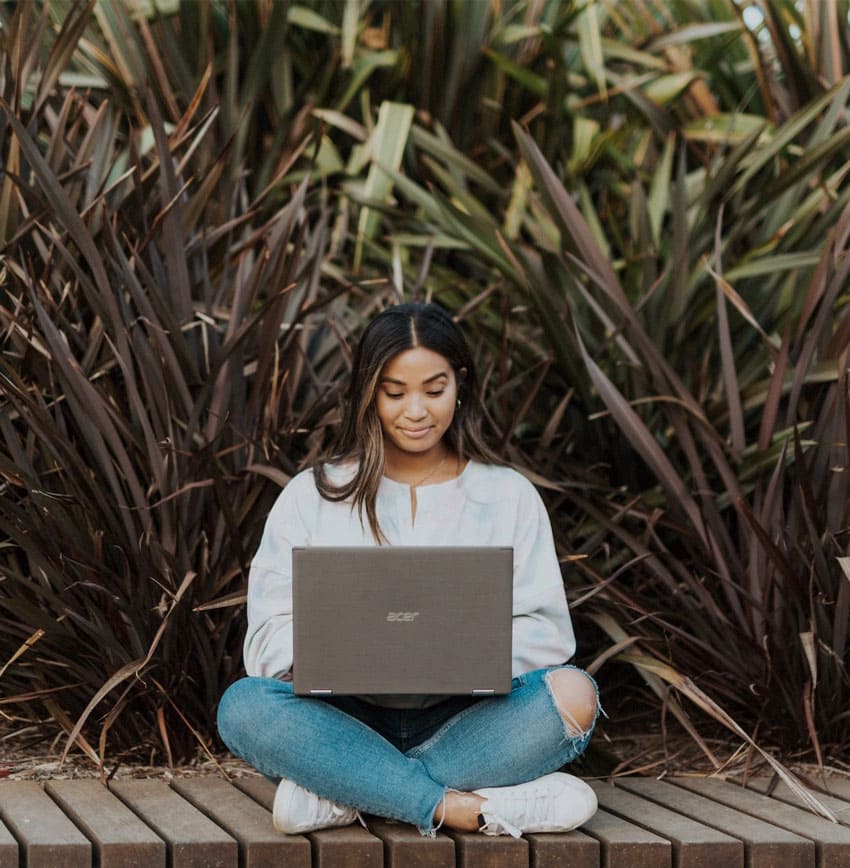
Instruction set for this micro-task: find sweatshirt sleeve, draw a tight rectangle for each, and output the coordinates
[510,475,576,674]
[243,471,313,678]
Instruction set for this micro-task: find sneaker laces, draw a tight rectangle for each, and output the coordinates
[479,782,560,838]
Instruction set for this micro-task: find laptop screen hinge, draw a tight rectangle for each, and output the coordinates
[472,689,495,696]
[309,689,334,696]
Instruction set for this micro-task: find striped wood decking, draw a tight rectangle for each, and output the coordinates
[0,773,848,867]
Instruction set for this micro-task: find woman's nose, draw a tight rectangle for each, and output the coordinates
[404,395,427,419]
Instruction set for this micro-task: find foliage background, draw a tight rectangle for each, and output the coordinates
[1,0,849,773]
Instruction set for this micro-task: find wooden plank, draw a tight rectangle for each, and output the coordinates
[308,825,384,868]
[110,780,237,868]
[233,776,278,810]
[735,776,850,827]
[581,807,671,868]
[617,777,815,868]
[45,780,165,868]
[672,778,850,868]
[0,812,18,868]
[814,778,850,803]
[365,817,455,868]
[172,778,311,868]
[445,829,528,868]
[591,780,743,868]
[525,829,599,868]
[0,781,90,868]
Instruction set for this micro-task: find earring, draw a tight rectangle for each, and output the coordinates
[456,399,462,408]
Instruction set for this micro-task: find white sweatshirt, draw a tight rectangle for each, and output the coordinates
[244,460,576,693]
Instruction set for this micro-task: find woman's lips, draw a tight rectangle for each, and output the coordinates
[399,426,432,438]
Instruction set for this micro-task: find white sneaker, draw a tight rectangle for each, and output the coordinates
[272,778,358,834]
[474,772,597,837]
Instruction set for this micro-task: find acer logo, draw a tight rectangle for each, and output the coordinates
[386,611,419,622]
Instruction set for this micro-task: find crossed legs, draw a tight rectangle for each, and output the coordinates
[217,665,599,834]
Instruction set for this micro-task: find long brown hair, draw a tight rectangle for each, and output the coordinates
[314,303,502,542]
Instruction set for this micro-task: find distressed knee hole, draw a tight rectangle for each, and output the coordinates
[545,668,598,737]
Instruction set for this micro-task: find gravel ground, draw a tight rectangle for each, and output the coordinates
[0,755,259,782]
[0,721,260,782]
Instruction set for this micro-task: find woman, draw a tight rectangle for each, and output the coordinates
[217,302,600,837]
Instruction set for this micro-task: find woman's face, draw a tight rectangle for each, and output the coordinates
[375,347,460,460]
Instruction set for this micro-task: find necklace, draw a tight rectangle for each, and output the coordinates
[405,454,450,488]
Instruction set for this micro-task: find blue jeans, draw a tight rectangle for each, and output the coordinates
[217,664,598,834]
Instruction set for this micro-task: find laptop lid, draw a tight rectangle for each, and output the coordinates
[292,546,513,697]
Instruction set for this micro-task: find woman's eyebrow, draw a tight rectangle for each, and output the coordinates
[380,371,449,385]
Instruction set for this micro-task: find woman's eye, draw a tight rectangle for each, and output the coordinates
[427,391,445,397]
[384,392,404,399]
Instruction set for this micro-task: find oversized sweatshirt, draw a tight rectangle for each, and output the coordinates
[243,460,576,699]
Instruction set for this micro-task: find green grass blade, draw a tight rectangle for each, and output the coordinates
[354,101,414,272]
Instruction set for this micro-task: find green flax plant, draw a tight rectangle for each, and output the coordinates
[3,0,850,771]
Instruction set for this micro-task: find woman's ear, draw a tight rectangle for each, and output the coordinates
[456,366,468,384]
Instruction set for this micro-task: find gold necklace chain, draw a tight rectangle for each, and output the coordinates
[410,454,449,488]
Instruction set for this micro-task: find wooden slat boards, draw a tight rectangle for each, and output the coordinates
[0,773,849,867]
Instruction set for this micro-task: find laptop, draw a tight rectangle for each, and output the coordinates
[292,546,513,697]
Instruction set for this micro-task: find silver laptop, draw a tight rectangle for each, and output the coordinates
[292,546,513,697]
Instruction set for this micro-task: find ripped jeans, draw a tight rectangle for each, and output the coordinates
[217,664,598,834]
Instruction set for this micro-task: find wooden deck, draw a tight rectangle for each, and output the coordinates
[0,773,848,867]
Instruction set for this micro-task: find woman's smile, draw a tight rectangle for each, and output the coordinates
[399,425,433,438]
